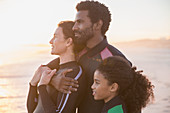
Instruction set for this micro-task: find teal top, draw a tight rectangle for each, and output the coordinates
[101,96,127,113]
[108,105,124,113]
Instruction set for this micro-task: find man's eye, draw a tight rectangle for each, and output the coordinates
[77,20,81,23]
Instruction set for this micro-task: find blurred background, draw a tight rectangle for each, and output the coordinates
[0,0,170,113]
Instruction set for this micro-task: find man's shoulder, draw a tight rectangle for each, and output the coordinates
[106,44,123,55]
[99,43,125,58]
[103,44,132,66]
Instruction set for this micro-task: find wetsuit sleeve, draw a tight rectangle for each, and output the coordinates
[56,66,87,113]
[38,85,57,113]
[27,83,38,113]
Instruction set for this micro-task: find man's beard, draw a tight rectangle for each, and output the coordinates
[74,26,94,45]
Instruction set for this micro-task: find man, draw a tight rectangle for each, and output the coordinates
[47,1,131,113]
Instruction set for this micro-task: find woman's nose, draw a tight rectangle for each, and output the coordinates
[49,37,53,44]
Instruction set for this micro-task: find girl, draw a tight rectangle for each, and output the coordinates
[27,21,86,113]
[91,56,154,113]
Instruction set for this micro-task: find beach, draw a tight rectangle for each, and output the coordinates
[0,45,170,113]
[118,46,170,113]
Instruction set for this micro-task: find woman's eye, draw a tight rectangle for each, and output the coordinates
[54,35,58,38]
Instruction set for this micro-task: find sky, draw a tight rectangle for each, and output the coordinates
[0,0,170,51]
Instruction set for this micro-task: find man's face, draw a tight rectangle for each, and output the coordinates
[72,10,94,45]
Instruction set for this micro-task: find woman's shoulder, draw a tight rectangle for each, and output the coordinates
[58,61,83,79]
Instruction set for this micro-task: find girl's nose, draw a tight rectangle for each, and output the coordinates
[91,83,95,89]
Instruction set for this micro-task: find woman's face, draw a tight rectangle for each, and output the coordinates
[49,27,68,55]
[91,70,114,103]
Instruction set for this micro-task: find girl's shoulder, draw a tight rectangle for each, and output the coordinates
[108,104,125,113]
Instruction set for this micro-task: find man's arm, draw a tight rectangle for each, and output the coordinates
[50,69,79,93]
[47,58,79,93]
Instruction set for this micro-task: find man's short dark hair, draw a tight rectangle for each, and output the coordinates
[76,1,111,36]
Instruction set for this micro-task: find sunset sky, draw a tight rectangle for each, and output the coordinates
[0,0,170,52]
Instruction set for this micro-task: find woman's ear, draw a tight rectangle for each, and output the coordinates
[93,19,103,31]
[66,37,73,47]
[110,83,119,93]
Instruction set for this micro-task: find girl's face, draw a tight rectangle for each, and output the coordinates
[49,27,68,55]
[91,70,115,103]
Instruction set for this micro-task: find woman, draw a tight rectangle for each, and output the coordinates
[27,21,86,113]
[91,56,154,113]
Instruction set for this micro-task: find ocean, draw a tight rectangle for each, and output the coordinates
[0,46,170,113]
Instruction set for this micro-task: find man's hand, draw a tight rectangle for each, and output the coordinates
[50,69,79,94]
[30,65,50,86]
[39,69,56,86]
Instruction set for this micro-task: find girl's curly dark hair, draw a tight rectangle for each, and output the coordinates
[97,56,154,113]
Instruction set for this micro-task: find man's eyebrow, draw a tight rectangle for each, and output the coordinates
[75,19,83,22]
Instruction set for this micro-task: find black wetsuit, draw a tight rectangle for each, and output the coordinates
[101,96,127,113]
[27,61,86,113]
[46,39,131,113]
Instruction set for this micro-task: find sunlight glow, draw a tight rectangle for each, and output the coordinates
[0,86,9,97]
[0,79,10,98]
[0,60,3,66]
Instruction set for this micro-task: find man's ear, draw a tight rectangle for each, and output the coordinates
[110,83,119,93]
[66,38,73,47]
[93,19,103,31]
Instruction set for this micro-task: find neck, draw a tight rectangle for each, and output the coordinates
[59,50,75,65]
[86,34,104,48]
[104,93,118,103]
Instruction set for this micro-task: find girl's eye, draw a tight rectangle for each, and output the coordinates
[95,81,100,85]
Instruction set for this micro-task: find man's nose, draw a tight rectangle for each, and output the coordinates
[72,23,78,31]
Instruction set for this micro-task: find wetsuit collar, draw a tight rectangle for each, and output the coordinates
[86,38,108,58]
[59,61,78,69]
[102,96,125,112]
